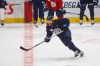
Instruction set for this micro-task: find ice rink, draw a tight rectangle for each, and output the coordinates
[0,23,100,66]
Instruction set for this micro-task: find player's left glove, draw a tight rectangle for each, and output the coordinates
[59,8,66,14]
[94,1,99,5]
[44,36,51,43]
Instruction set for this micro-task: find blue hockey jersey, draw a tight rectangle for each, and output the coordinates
[46,18,70,37]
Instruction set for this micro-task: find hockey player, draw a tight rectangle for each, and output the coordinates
[0,0,7,26]
[79,0,99,25]
[29,0,45,24]
[46,0,64,20]
[44,16,84,57]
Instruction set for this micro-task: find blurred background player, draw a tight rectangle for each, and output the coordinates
[29,0,45,24]
[79,0,99,25]
[0,0,7,26]
[44,16,84,57]
[45,0,65,20]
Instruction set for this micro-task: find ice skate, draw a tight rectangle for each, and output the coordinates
[34,21,39,28]
[79,20,83,25]
[34,21,37,24]
[75,50,84,57]
[41,19,44,24]
[1,21,4,26]
[91,20,95,25]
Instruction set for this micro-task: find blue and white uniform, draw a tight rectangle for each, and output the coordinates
[45,18,81,52]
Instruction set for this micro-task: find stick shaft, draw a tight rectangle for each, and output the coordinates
[65,12,89,21]
[20,30,63,51]
[29,41,45,50]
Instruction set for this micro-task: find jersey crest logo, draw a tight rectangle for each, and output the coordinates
[50,29,54,32]
[50,1,56,7]
[53,28,62,34]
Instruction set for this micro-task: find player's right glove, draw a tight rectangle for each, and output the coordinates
[78,3,86,8]
[44,36,51,42]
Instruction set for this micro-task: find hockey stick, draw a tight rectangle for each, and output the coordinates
[20,41,44,51]
[7,4,20,5]
[8,1,25,5]
[5,3,23,5]
[34,24,39,28]
[65,12,89,21]
[20,31,63,51]
[7,1,26,5]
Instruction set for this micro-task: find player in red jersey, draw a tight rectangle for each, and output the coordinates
[46,0,65,20]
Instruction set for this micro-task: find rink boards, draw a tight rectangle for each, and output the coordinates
[1,0,100,23]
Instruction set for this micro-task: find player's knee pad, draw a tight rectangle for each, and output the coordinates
[63,37,72,46]
[64,30,71,39]
[64,37,77,51]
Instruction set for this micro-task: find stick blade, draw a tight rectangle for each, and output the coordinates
[34,24,39,28]
[20,46,29,51]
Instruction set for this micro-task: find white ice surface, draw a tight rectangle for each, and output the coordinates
[0,23,100,66]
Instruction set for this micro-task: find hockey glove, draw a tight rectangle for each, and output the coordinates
[94,1,99,5]
[78,2,86,8]
[44,36,51,42]
[59,8,66,14]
